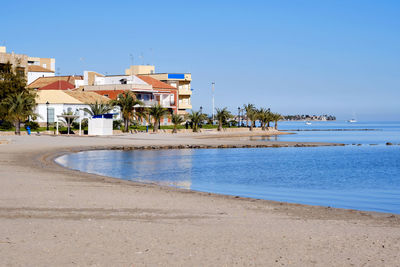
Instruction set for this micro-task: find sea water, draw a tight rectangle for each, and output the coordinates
[56,121,400,214]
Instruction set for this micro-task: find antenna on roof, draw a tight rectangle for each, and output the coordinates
[139,52,144,65]
[57,67,61,90]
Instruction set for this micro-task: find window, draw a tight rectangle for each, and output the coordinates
[43,64,47,69]
[48,108,55,123]
[104,94,109,97]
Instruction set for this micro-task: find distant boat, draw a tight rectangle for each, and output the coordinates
[305,121,312,125]
[347,112,357,123]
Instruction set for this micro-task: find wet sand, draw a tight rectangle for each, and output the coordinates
[0,133,399,266]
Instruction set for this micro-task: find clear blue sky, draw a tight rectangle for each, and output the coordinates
[2,0,399,120]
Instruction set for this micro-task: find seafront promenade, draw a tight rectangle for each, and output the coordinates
[1,133,399,266]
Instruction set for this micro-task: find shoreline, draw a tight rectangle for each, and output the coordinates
[1,134,399,265]
[52,145,397,217]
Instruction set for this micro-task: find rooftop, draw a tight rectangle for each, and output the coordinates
[27,65,54,73]
[28,75,83,89]
[137,75,177,90]
[36,90,110,105]
[39,80,75,90]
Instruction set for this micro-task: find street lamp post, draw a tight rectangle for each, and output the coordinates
[211,82,215,123]
[46,101,49,131]
[238,107,241,127]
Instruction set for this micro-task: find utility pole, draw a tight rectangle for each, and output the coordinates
[212,82,215,123]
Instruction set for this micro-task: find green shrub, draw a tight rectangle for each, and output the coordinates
[0,120,13,130]
[24,121,40,131]
[72,118,88,129]
[113,120,122,130]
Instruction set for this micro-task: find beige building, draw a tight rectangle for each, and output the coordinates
[125,65,192,114]
[27,56,55,72]
[0,46,55,81]
[0,46,28,76]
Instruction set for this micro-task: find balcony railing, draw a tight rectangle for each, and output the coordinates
[178,102,192,109]
[139,99,175,108]
[140,100,158,107]
[178,88,192,95]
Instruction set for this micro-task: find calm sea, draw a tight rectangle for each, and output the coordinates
[56,121,400,214]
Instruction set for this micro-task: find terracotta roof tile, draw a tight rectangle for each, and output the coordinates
[28,75,83,89]
[36,90,82,104]
[36,90,110,105]
[27,65,54,73]
[64,91,110,104]
[137,75,177,89]
[39,80,75,90]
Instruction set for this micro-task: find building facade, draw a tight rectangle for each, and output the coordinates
[35,90,115,126]
[27,65,55,84]
[77,71,178,125]
[0,46,55,82]
[125,65,192,114]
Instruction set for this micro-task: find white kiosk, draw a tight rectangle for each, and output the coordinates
[88,114,113,136]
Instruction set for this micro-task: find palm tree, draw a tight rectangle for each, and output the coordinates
[148,104,168,132]
[215,107,232,131]
[257,108,271,131]
[188,110,207,132]
[83,101,112,116]
[272,112,283,130]
[110,92,142,132]
[243,103,256,130]
[171,113,185,133]
[266,111,273,128]
[133,108,147,125]
[0,91,37,135]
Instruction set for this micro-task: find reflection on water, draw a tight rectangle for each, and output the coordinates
[248,135,279,141]
[57,145,400,214]
[57,149,194,189]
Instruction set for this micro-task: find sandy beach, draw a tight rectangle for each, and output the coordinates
[1,132,399,266]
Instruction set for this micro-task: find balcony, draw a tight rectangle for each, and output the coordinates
[140,100,158,107]
[178,102,192,109]
[178,88,192,95]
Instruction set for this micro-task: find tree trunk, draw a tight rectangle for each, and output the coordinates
[267,121,270,128]
[172,126,177,134]
[249,120,253,131]
[153,119,158,132]
[15,120,21,135]
[124,118,129,132]
[218,120,223,131]
[261,122,265,131]
[275,120,278,130]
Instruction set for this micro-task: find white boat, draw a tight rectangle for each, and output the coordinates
[347,119,357,123]
[305,121,312,125]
